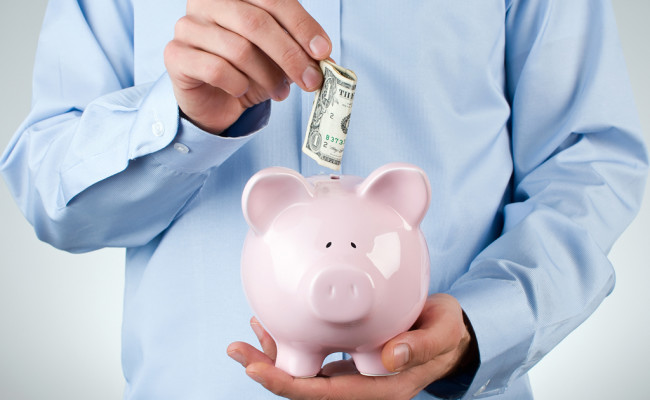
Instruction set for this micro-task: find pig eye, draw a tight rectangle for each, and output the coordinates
[326,242,332,248]
[350,242,357,248]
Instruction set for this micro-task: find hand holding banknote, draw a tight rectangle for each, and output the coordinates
[164,0,331,134]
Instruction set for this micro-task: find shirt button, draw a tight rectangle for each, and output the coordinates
[152,121,165,137]
[173,143,190,154]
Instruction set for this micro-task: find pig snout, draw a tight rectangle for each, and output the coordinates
[308,267,374,324]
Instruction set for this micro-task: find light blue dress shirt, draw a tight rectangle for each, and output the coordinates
[1,0,647,398]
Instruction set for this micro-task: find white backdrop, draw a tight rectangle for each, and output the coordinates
[1,1,648,399]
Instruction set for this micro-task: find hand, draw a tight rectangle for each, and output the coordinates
[164,0,332,134]
[227,294,477,400]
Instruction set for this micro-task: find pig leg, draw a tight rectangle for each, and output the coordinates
[352,349,398,376]
[274,343,325,378]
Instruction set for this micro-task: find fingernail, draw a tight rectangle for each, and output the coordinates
[393,344,411,371]
[250,320,265,342]
[227,349,246,366]
[302,65,322,91]
[272,79,291,101]
[309,35,330,58]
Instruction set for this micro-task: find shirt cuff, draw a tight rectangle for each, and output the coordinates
[447,278,535,398]
[151,101,271,173]
[59,73,179,206]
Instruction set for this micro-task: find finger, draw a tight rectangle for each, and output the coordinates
[382,294,467,372]
[246,362,346,399]
[244,0,332,59]
[382,330,457,373]
[246,362,412,400]
[173,15,290,101]
[208,1,324,91]
[164,39,249,97]
[250,317,277,361]
[227,341,275,367]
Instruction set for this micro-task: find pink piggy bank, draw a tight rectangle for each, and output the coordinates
[240,163,431,377]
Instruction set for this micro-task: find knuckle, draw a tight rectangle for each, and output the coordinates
[164,40,177,58]
[174,15,195,40]
[291,14,315,39]
[279,44,306,70]
[202,58,227,86]
[423,336,444,362]
[164,40,182,64]
[244,84,274,106]
[239,7,272,35]
[229,36,256,65]
[271,382,295,399]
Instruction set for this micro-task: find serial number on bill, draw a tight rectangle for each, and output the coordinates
[325,135,345,145]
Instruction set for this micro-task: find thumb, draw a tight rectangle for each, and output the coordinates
[381,329,455,373]
[381,294,468,373]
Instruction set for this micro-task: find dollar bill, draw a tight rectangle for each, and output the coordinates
[302,60,357,171]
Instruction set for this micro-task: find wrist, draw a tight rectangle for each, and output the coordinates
[179,100,271,139]
[424,310,480,399]
[179,108,228,136]
[452,310,480,377]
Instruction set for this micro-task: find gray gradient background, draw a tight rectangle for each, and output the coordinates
[0,1,648,399]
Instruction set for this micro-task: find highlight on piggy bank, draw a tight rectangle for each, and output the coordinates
[240,163,431,377]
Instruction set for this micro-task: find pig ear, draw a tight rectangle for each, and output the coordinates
[242,167,314,235]
[358,163,431,227]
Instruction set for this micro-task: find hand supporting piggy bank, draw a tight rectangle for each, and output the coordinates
[240,163,431,377]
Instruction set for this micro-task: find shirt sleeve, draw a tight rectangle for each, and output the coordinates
[0,0,269,253]
[448,0,647,398]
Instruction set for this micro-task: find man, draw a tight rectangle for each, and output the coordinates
[1,0,646,398]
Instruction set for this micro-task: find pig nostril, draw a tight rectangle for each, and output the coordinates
[350,284,358,297]
[328,285,336,297]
